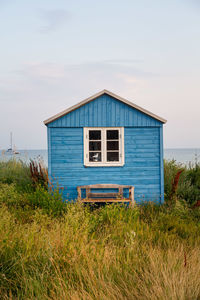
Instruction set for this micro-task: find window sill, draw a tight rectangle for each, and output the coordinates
[84,162,125,167]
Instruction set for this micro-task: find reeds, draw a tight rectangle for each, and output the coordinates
[29,159,48,188]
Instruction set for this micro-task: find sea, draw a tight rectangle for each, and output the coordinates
[1,148,200,167]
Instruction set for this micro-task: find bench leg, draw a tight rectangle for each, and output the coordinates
[77,187,81,202]
[129,187,135,208]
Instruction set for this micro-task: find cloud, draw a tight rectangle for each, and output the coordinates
[22,60,154,83]
[0,59,150,148]
[0,59,151,107]
[1,59,200,149]
[23,62,66,79]
[39,9,70,33]
[102,59,144,65]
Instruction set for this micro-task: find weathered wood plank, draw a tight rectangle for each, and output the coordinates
[81,199,131,203]
[76,184,134,206]
[119,187,123,197]
[86,188,90,198]
[77,184,132,188]
[129,187,135,208]
[77,187,81,202]
[88,193,120,198]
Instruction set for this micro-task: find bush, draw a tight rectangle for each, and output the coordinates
[27,185,67,217]
[0,160,32,191]
[0,183,67,220]
[164,160,200,205]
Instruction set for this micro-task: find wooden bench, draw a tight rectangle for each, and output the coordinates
[77,184,135,207]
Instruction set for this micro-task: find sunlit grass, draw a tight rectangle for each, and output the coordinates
[0,160,200,299]
[0,191,200,299]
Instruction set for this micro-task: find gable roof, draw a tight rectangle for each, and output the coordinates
[44,89,167,125]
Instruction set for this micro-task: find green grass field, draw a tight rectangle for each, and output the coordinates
[0,159,200,299]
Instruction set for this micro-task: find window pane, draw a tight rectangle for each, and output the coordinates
[107,152,119,162]
[89,152,102,162]
[89,130,101,140]
[107,141,119,150]
[107,130,119,140]
[89,141,101,151]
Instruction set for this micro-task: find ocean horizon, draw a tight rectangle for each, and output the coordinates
[1,148,200,167]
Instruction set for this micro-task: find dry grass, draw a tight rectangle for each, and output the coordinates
[0,159,200,299]
[0,199,200,300]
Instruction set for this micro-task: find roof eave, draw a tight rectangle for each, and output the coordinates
[44,89,167,125]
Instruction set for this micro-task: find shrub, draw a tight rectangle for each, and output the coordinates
[0,183,67,220]
[164,160,200,206]
[27,185,67,217]
[0,159,32,191]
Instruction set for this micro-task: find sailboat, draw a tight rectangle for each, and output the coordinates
[6,132,20,155]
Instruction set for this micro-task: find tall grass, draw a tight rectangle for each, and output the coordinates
[0,159,200,299]
[0,187,200,299]
[0,159,32,191]
[164,159,200,205]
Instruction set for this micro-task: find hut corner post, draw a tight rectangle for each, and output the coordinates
[160,126,164,204]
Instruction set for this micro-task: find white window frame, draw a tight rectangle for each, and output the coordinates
[84,127,124,167]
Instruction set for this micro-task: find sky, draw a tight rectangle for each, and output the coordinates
[0,0,200,149]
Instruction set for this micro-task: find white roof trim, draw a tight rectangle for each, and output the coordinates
[44,89,167,125]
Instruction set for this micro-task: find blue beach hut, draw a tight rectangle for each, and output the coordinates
[44,90,167,204]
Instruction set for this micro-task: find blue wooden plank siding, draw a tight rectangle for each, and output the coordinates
[47,93,165,204]
[48,94,161,128]
[48,126,163,203]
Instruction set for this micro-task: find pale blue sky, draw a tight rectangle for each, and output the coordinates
[0,0,200,149]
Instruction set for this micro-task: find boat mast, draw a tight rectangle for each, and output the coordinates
[10,132,12,150]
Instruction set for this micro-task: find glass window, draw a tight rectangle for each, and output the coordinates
[106,129,120,162]
[88,130,102,162]
[89,130,101,140]
[89,141,101,151]
[107,141,119,150]
[107,152,119,162]
[84,128,124,166]
[107,130,119,140]
[89,152,102,162]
